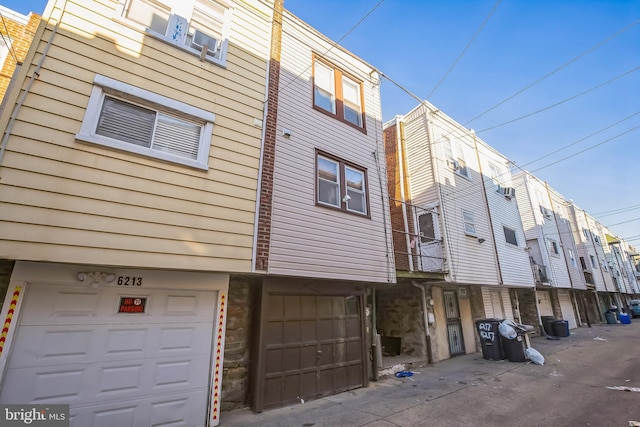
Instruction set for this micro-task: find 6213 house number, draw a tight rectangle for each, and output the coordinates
[117,276,142,286]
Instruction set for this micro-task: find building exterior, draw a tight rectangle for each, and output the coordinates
[247,4,394,412]
[382,102,536,367]
[0,6,40,105]
[0,0,273,425]
[512,173,586,329]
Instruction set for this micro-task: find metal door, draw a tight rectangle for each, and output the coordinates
[443,291,465,356]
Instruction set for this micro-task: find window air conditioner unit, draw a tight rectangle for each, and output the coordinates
[191,29,218,55]
[501,186,516,199]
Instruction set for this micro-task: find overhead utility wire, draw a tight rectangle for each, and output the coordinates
[477,66,640,133]
[426,0,502,100]
[464,19,640,126]
[518,112,639,169]
[275,0,386,97]
[0,11,19,65]
[593,203,640,217]
[528,125,640,173]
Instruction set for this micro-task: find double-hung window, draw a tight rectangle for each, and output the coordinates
[313,57,366,131]
[316,151,368,216]
[462,210,476,236]
[76,75,214,170]
[117,0,231,66]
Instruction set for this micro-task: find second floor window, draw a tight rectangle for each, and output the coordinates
[316,151,368,216]
[118,0,231,66]
[313,58,365,131]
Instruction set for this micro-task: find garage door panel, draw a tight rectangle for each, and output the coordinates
[1,354,212,405]
[1,283,217,425]
[70,390,208,427]
[7,323,212,367]
[19,286,216,325]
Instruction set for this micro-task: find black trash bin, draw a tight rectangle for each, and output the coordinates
[475,319,504,360]
[552,320,569,337]
[501,334,526,362]
[541,316,555,336]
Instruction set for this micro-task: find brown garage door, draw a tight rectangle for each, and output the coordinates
[258,293,365,411]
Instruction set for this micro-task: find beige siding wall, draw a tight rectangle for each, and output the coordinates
[0,0,271,272]
[265,12,394,282]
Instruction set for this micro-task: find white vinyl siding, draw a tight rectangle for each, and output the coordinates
[0,0,271,272]
[265,10,393,283]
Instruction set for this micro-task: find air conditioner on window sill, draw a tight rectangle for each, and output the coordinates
[191,29,219,57]
[500,186,516,199]
[447,159,460,170]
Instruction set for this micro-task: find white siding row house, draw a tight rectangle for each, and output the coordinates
[0,1,637,425]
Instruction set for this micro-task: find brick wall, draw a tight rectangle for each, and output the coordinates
[254,0,283,271]
[383,122,416,271]
[0,11,40,101]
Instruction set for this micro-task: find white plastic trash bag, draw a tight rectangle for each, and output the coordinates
[498,319,517,340]
[525,347,545,365]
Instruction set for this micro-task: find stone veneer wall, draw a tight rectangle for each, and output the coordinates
[0,260,15,311]
[376,283,425,358]
[221,277,256,412]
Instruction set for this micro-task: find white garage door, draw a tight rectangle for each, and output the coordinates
[558,290,577,329]
[0,283,216,427]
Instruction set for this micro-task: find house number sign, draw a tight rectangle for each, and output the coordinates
[117,276,143,286]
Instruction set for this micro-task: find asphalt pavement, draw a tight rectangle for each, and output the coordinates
[221,322,640,427]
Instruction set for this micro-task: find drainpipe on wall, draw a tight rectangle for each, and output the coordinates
[412,282,433,364]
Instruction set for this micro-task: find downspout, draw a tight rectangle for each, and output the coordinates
[412,282,433,364]
[396,118,413,271]
[472,132,504,285]
[0,0,67,166]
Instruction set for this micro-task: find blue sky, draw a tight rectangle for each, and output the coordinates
[4,0,640,246]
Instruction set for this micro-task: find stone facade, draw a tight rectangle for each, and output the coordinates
[221,277,256,412]
[376,283,426,358]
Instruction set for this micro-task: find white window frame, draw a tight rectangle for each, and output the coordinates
[76,75,214,170]
[115,0,232,67]
[462,210,476,236]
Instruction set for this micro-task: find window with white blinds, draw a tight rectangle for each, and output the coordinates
[77,75,214,170]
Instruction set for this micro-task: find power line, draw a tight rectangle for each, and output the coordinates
[594,203,640,217]
[426,0,502,100]
[463,19,640,126]
[0,11,19,65]
[476,66,639,134]
[518,112,639,169]
[528,125,640,173]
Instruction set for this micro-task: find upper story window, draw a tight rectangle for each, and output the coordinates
[316,151,368,216]
[568,248,578,268]
[313,57,366,131]
[444,138,470,179]
[76,75,214,170]
[488,162,502,192]
[503,226,518,246]
[117,0,231,67]
[462,210,476,236]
